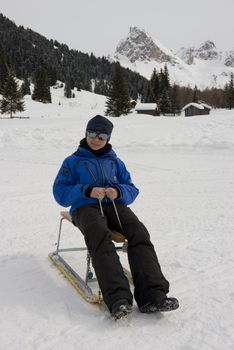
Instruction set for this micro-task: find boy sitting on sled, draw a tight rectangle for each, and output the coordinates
[53,115,179,320]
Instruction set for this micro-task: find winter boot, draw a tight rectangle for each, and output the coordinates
[111,299,133,320]
[139,297,179,313]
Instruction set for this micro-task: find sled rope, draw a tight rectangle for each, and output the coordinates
[98,199,127,250]
[111,199,125,235]
[98,199,124,234]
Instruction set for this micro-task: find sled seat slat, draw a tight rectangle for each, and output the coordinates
[60,211,126,243]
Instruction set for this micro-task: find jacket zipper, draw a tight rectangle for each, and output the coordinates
[84,162,97,182]
[97,159,105,187]
[97,159,108,202]
[85,159,108,202]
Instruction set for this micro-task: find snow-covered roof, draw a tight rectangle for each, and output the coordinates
[182,102,212,111]
[182,102,204,111]
[135,103,157,110]
[199,102,212,110]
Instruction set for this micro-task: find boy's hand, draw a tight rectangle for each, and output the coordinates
[90,187,106,200]
[105,187,118,200]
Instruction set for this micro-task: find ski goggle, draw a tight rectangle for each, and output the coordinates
[86,130,110,141]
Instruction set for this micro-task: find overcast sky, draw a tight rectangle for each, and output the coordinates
[1,0,234,57]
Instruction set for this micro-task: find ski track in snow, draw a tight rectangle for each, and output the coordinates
[0,90,234,350]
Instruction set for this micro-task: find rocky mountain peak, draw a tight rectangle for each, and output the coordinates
[114,26,174,64]
[196,40,218,60]
[114,27,234,88]
[177,40,218,64]
[224,50,234,67]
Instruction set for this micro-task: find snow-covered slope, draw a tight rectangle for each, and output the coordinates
[1,88,234,350]
[114,26,234,89]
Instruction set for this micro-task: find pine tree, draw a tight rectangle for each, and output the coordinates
[225,73,234,109]
[229,74,234,108]
[160,65,171,92]
[192,85,199,103]
[0,70,25,118]
[145,83,155,103]
[158,88,171,115]
[0,50,8,93]
[145,69,160,103]
[150,68,160,101]
[21,78,31,96]
[94,79,108,96]
[64,79,72,98]
[105,62,131,117]
[47,67,57,86]
[170,84,181,115]
[32,67,51,103]
[157,65,172,114]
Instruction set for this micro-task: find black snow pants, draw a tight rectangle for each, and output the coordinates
[73,204,169,311]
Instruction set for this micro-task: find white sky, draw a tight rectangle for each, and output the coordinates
[1,0,234,57]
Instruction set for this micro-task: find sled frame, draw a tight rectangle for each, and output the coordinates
[49,211,132,304]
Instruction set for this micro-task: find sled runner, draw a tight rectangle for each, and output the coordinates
[49,202,132,304]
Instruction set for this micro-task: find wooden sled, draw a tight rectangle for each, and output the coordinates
[49,211,132,304]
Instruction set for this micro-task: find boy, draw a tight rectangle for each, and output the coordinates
[53,115,179,319]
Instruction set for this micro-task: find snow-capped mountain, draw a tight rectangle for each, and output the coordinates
[115,26,176,64]
[177,41,219,63]
[177,41,234,67]
[114,27,234,89]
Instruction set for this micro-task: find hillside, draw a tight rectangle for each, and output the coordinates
[0,13,149,100]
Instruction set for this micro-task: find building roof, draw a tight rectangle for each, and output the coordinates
[135,103,157,111]
[183,102,204,111]
[199,102,212,110]
[182,102,212,111]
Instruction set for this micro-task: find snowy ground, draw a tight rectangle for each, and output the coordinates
[0,88,234,350]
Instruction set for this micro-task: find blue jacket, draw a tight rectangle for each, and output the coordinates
[53,146,139,218]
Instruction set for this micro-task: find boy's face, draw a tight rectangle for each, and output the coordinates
[86,135,107,150]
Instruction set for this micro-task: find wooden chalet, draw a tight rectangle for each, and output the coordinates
[135,103,159,116]
[183,102,211,117]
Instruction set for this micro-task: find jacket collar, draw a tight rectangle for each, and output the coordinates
[74,138,116,158]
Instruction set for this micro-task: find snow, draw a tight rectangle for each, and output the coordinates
[116,53,234,90]
[200,102,212,110]
[135,103,157,110]
[183,102,205,110]
[1,86,234,350]
[182,102,212,111]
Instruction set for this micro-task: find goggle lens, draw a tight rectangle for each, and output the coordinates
[87,130,109,141]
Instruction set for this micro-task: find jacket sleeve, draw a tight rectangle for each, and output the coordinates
[53,157,89,207]
[115,159,139,205]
